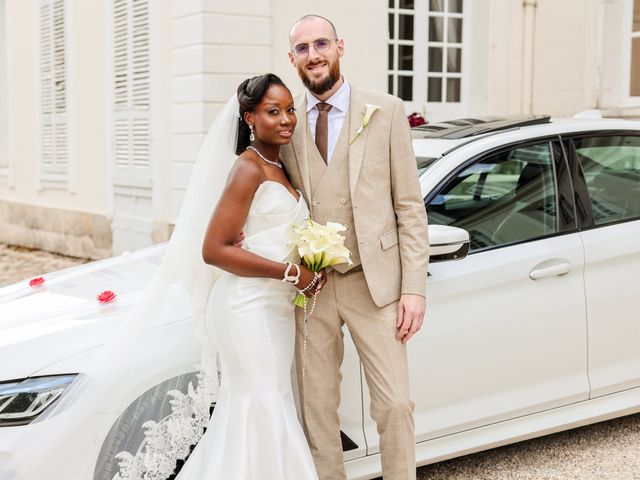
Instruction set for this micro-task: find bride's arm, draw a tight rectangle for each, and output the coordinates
[201,157,316,288]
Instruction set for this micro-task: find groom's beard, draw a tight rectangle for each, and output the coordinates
[298,59,341,96]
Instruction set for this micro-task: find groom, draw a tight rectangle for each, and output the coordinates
[281,15,429,480]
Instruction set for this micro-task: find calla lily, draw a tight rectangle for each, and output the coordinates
[290,218,353,305]
[350,103,382,145]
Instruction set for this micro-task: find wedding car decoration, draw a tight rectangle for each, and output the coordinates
[28,277,45,287]
[97,290,117,303]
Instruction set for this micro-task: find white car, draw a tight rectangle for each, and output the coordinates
[1,114,639,479]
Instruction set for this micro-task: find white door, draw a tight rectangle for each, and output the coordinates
[568,134,640,397]
[110,0,155,253]
[362,140,590,451]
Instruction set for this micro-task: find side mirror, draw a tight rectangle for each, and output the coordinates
[428,225,470,262]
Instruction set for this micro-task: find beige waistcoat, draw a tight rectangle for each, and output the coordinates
[305,115,360,273]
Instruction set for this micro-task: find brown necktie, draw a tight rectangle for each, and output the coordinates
[315,102,333,164]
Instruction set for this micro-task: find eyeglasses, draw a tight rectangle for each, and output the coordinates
[291,38,338,58]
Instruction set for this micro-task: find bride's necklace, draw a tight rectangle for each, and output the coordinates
[246,146,283,169]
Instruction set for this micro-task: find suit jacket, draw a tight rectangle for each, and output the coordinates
[281,85,429,307]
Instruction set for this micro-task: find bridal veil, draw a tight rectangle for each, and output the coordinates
[2,95,241,479]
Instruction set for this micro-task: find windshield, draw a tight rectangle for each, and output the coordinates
[416,156,439,176]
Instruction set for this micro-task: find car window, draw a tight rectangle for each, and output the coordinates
[427,142,557,251]
[416,156,439,176]
[572,135,640,225]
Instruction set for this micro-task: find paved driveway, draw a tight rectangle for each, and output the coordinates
[2,243,640,480]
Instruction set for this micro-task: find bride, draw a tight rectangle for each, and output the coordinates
[3,74,323,480]
[174,73,323,479]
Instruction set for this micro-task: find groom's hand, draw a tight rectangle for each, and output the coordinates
[396,294,426,344]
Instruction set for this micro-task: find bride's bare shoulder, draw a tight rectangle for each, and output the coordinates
[224,154,264,196]
[231,153,264,179]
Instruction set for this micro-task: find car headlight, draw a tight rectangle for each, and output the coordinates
[0,374,78,427]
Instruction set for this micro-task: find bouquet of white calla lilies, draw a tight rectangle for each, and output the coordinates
[289,219,353,307]
[290,218,353,376]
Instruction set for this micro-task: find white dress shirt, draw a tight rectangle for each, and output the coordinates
[305,77,351,164]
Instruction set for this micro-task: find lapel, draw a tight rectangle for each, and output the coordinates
[291,94,312,199]
[347,87,367,199]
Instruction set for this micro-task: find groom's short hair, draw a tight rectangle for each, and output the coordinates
[289,14,338,42]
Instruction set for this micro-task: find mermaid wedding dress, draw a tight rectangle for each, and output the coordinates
[176,180,318,480]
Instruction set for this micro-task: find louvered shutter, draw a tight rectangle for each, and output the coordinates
[113,0,150,178]
[39,0,67,187]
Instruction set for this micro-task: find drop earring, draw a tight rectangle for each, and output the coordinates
[249,125,255,142]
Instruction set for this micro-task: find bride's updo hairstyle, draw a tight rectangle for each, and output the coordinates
[236,73,288,154]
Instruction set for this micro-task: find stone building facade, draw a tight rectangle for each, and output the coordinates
[0,0,638,257]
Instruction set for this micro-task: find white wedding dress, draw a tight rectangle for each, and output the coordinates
[176,180,318,480]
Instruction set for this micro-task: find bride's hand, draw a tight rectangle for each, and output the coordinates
[297,266,326,297]
[315,270,327,294]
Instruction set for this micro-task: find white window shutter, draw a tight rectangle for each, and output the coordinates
[131,0,149,109]
[113,0,150,176]
[114,118,129,166]
[113,0,128,107]
[39,0,67,187]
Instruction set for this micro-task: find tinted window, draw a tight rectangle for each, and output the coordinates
[573,135,640,225]
[427,143,557,251]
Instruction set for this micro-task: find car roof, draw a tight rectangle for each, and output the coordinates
[411,114,640,159]
[411,115,552,140]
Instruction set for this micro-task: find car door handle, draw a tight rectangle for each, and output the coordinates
[529,261,573,280]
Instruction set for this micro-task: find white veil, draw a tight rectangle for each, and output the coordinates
[2,95,241,479]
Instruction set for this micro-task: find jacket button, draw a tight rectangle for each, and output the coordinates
[340,198,347,204]
[344,224,349,230]
[312,200,318,206]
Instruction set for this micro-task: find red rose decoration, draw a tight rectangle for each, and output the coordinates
[408,112,426,127]
[97,290,117,303]
[29,277,45,287]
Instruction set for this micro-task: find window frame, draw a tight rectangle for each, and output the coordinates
[560,130,640,230]
[387,0,471,119]
[624,0,640,104]
[424,135,577,255]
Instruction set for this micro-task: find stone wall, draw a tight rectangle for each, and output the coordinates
[0,200,112,259]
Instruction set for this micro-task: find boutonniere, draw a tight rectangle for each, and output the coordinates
[349,103,382,145]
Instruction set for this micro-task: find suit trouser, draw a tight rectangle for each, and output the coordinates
[295,267,416,480]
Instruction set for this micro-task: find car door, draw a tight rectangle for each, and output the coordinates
[362,139,590,451]
[564,133,640,398]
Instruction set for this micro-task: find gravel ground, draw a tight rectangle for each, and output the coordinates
[0,243,89,286]
[2,243,640,479]
[412,413,640,479]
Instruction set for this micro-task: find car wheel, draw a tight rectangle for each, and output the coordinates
[92,372,208,480]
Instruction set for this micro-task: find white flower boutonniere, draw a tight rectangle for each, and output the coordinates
[349,103,382,145]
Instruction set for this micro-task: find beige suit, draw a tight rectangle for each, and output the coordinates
[281,86,429,480]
